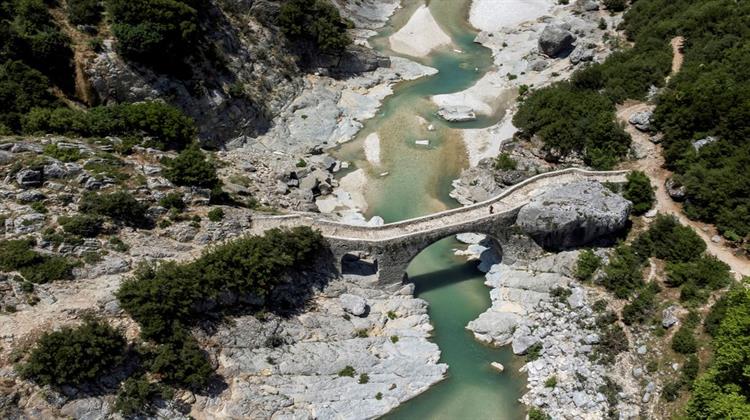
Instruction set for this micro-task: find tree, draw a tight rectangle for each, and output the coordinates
[278,0,352,53]
[79,190,150,228]
[115,376,173,417]
[58,214,103,237]
[623,171,654,215]
[163,144,219,188]
[687,287,750,418]
[20,318,127,386]
[671,325,697,354]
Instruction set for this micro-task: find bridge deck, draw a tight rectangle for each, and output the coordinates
[250,168,629,242]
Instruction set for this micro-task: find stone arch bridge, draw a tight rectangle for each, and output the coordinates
[249,169,629,285]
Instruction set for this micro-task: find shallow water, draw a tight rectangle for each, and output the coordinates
[332,0,528,418]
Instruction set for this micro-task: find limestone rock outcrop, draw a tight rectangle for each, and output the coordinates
[517,181,631,250]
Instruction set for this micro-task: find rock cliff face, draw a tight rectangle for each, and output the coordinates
[85,0,393,147]
[517,181,632,250]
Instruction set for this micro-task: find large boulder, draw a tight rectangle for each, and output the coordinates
[665,178,686,201]
[517,181,631,250]
[538,24,576,58]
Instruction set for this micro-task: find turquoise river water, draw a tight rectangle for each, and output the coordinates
[334,1,528,418]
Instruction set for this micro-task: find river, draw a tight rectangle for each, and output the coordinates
[334,1,528,418]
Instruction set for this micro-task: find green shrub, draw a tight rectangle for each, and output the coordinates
[67,0,103,25]
[23,102,196,150]
[528,407,550,420]
[671,325,697,354]
[79,190,149,228]
[513,82,630,169]
[544,376,557,388]
[621,284,658,325]
[159,192,186,211]
[114,375,173,417]
[43,143,83,162]
[602,245,645,298]
[596,324,629,364]
[603,0,626,12]
[623,171,654,215]
[58,214,103,237]
[278,0,352,53]
[163,144,220,188]
[20,318,127,386]
[0,61,59,131]
[687,287,750,418]
[662,380,682,402]
[358,373,369,384]
[0,238,78,283]
[147,338,213,390]
[494,153,517,170]
[207,207,224,222]
[116,227,325,341]
[390,335,399,343]
[575,249,601,281]
[338,365,355,377]
[107,0,202,68]
[704,294,729,337]
[526,342,543,361]
[633,214,707,263]
[666,256,731,291]
[375,392,383,400]
[682,354,699,384]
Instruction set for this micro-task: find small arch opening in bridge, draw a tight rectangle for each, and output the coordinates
[405,233,502,294]
[341,251,378,276]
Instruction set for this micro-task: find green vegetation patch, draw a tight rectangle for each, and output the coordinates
[278,0,352,54]
[20,318,127,386]
[79,190,150,228]
[0,238,78,283]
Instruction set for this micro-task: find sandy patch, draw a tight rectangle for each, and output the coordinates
[469,0,554,32]
[363,133,381,165]
[389,5,453,57]
[316,169,369,214]
[461,110,517,166]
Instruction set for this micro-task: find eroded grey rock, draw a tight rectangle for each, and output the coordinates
[517,181,631,250]
[539,24,576,57]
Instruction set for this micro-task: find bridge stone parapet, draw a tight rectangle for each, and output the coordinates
[250,169,630,284]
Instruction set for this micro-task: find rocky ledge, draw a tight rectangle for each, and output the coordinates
[194,275,447,419]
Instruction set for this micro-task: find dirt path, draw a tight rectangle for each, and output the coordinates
[616,37,750,279]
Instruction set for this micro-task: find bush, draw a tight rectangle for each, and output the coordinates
[662,380,682,402]
[23,102,197,150]
[116,227,325,341]
[338,365,355,377]
[494,153,517,171]
[671,325,697,354]
[159,192,186,211]
[512,82,630,169]
[621,284,658,325]
[704,295,729,337]
[602,0,626,12]
[79,190,150,228]
[43,143,83,162]
[147,338,213,390]
[0,238,78,283]
[107,0,202,68]
[575,249,601,281]
[666,256,731,291]
[687,287,750,418]
[207,207,224,222]
[682,354,699,383]
[58,214,103,237]
[528,408,550,420]
[0,61,59,131]
[526,342,543,361]
[544,376,557,388]
[623,171,654,215]
[20,318,126,386]
[163,144,220,188]
[637,214,705,263]
[67,0,102,25]
[114,376,173,417]
[597,324,629,364]
[358,373,369,384]
[278,0,352,53]
[602,245,645,298]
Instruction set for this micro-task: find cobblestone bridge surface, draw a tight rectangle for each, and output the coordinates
[250,168,629,284]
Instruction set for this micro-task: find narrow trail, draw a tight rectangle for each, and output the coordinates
[617,36,750,279]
